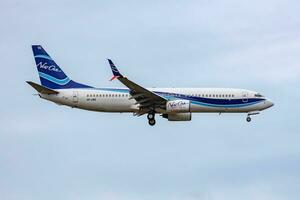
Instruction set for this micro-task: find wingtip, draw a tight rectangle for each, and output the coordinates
[107,59,113,65]
[107,59,124,82]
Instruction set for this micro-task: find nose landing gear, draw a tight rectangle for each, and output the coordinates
[147,112,156,126]
[246,116,251,122]
[246,111,260,122]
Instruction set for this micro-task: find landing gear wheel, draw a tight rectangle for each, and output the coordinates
[148,119,156,126]
[147,112,155,120]
[246,116,251,122]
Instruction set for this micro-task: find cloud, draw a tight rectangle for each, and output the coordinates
[209,35,300,83]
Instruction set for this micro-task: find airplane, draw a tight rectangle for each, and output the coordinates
[27,45,274,126]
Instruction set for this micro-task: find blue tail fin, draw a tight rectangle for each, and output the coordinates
[32,45,92,89]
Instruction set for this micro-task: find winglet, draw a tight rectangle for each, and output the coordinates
[107,59,123,81]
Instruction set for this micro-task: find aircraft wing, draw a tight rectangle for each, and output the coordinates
[107,59,167,113]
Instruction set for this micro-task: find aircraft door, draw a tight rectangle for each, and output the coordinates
[242,92,248,103]
[73,91,79,104]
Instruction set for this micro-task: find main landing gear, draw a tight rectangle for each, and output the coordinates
[147,112,156,126]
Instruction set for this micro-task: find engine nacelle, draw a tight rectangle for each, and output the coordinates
[166,100,190,113]
[162,113,192,121]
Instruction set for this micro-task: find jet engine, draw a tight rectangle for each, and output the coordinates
[166,100,190,113]
[162,113,192,121]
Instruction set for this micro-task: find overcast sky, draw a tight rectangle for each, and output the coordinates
[1,0,300,199]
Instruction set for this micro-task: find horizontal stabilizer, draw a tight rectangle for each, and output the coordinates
[26,81,59,94]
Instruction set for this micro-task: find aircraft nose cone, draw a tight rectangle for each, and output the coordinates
[265,99,274,109]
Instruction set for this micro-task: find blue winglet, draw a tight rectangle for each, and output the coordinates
[108,59,123,81]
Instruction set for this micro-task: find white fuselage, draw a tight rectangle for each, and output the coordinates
[41,87,273,113]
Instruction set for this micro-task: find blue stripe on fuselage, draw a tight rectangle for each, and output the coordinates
[84,88,264,108]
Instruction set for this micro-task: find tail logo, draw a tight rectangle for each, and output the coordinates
[37,62,62,72]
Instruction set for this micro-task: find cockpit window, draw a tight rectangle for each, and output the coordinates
[255,93,263,97]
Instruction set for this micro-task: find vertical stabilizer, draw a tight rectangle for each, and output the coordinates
[32,45,92,89]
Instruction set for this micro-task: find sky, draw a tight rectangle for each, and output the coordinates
[1,0,300,199]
